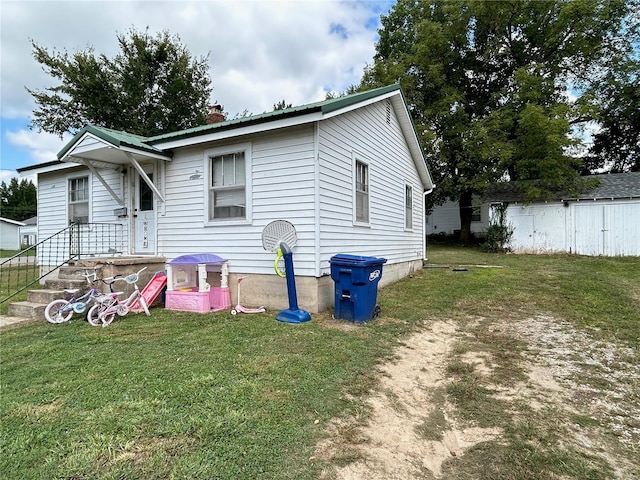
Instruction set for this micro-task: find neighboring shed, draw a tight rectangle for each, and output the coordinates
[19,216,37,246]
[488,172,640,256]
[0,217,26,250]
[17,85,435,312]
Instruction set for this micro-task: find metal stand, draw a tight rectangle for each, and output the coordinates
[276,243,311,324]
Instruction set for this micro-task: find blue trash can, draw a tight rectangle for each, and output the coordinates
[330,254,387,323]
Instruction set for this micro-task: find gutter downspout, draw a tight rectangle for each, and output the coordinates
[423,187,434,261]
[313,122,321,278]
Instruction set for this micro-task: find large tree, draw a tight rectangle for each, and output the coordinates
[583,59,640,173]
[361,0,636,243]
[0,178,37,221]
[28,28,213,137]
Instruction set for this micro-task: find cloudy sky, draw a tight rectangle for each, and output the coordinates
[0,0,394,182]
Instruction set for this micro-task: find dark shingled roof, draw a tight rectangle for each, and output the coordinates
[486,172,640,203]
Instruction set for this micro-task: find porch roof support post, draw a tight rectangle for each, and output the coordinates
[81,160,125,206]
[125,152,166,203]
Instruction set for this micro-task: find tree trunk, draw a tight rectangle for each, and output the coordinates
[459,190,473,245]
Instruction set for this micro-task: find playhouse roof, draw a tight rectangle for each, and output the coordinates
[169,254,227,265]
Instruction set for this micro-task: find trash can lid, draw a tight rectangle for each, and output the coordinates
[169,253,227,265]
[329,253,387,267]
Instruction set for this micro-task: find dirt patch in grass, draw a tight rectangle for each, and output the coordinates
[316,315,639,479]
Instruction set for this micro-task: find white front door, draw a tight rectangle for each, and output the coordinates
[133,170,156,254]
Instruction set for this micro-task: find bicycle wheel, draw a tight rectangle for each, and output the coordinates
[101,310,116,327]
[87,304,115,327]
[86,304,103,327]
[45,299,73,324]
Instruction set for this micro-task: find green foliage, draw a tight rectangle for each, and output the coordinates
[481,203,513,253]
[0,177,37,221]
[272,99,292,111]
[28,28,213,137]
[584,59,640,173]
[362,0,636,237]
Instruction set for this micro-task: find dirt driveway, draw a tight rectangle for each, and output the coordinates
[315,315,639,479]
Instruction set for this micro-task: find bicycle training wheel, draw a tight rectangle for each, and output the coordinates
[45,300,73,324]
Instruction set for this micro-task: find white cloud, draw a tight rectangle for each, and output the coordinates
[1,0,388,119]
[4,129,68,163]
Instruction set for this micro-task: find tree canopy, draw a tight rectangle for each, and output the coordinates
[584,58,640,173]
[28,28,213,137]
[0,178,37,222]
[360,0,637,242]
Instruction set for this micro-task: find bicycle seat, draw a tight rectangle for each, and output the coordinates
[64,288,80,294]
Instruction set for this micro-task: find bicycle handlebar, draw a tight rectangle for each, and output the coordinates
[120,266,148,285]
[82,269,99,285]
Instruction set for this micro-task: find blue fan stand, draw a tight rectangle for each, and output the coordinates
[276,243,311,324]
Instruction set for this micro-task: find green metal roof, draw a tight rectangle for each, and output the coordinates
[54,85,402,159]
[145,84,402,145]
[57,125,170,160]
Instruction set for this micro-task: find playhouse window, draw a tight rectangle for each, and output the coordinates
[209,151,246,220]
[69,176,89,224]
[405,184,413,230]
[354,159,369,224]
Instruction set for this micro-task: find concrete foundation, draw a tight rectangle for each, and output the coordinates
[227,259,423,314]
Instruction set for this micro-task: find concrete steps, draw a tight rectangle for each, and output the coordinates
[6,267,99,320]
[7,301,46,319]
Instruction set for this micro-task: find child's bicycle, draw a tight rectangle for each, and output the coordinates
[44,269,110,324]
[86,267,150,327]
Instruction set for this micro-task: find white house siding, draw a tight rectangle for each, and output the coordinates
[157,126,318,276]
[317,100,425,275]
[36,171,71,266]
[0,220,23,250]
[36,166,129,265]
[505,199,640,256]
[426,199,491,236]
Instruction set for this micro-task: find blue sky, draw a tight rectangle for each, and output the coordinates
[0,0,395,183]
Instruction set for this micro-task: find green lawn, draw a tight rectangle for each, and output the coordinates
[1,246,638,479]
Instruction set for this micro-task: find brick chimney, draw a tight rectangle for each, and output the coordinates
[206,104,226,124]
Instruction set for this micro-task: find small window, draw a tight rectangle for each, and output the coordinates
[209,151,246,220]
[354,158,369,224]
[405,184,413,229]
[471,197,482,222]
[69,176,89,224]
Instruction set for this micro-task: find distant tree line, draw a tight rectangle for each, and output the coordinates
[0,178,37,221]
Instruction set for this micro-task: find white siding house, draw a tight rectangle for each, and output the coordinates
[17,85,435,312]
[0,217,25,250]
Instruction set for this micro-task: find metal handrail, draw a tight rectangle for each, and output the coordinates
[0,222,124,304]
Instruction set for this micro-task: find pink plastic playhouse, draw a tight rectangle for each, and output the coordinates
[165,254,231,313]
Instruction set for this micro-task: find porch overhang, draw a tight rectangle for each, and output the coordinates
[58,126,172,204]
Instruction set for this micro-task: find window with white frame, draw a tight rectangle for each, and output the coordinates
[471,197,482,222]
[405,184,413,229]
[354,158,369,224]
[69,176,89,224]
[208,150,246,220]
